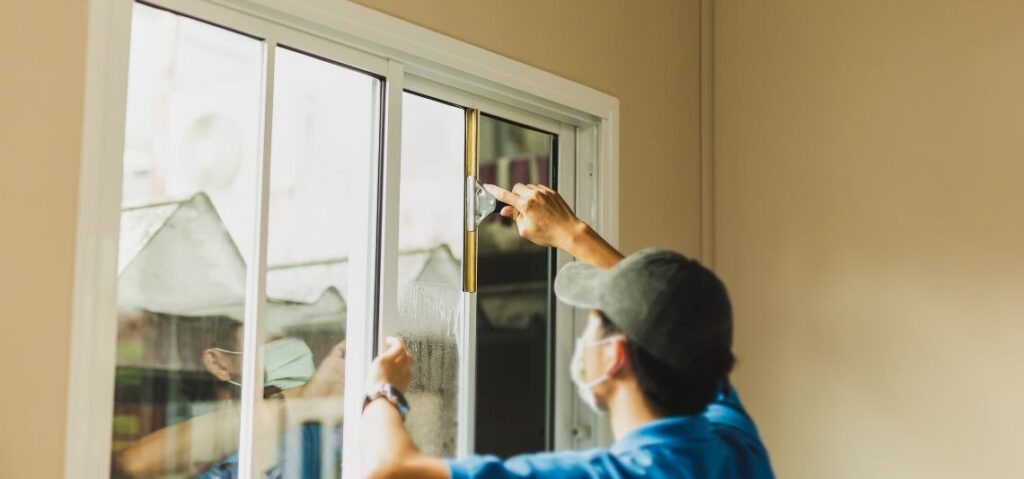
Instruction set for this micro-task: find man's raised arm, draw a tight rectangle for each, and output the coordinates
[483,183,623,270]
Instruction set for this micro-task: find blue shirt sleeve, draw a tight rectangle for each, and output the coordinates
[447,450,608,479]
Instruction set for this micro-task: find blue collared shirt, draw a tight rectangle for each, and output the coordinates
[447,386,774,479]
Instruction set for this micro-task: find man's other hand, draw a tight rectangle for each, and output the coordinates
[301,340,345,398]
[366,336,414,394]
[483,183,586,250]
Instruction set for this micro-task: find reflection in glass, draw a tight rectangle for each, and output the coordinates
[395,92,465,456]
[475,115,555,457]
[111,4,261,478]
[258,46,381,478]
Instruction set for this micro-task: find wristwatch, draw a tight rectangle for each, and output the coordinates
[362,383,410,421]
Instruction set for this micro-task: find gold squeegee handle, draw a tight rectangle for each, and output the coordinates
[463,109,480,293]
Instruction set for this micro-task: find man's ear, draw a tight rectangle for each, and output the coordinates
[606,338,630,378]
[202,348,234,382]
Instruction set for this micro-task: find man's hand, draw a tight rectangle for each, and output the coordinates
[483,183,624,270]
[366,336,414,394]
[301,340,345,398]
[360,336,448,479]
[484,183,587,251]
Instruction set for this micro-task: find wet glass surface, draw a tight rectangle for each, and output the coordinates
[393,92,466,456]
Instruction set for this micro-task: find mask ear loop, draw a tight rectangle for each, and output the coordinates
[584,335,627,388]
[211,348,243,386]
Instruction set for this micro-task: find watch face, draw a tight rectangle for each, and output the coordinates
[366,382,386,398]
[362,383,410,420]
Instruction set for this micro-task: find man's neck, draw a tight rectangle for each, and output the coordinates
[606,384,663,440]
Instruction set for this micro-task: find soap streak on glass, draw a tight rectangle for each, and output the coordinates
[395,281,462,457]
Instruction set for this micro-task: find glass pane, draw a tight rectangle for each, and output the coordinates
[111,4,262,478]
[256,46,381,478]
[394,92,465,456]
[475,115,556,457]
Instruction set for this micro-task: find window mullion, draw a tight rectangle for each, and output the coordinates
[237,38,276,479]
[552,124,579,452]
[456,292,477,458]
[338,59,405,479]
[456,108,480,458]
[371,60,405,347]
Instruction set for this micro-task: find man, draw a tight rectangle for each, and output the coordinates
[359,183,775,479]
[116,325,346,478]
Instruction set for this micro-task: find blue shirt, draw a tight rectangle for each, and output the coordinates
[447,387,773,479]
[195,421,333,479]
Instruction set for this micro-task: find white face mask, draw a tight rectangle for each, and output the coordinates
[215,337,315,390]
[570,335,620,415]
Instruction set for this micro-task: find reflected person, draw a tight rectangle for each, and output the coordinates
[116,330,346,478]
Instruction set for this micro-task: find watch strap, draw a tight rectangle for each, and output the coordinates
[362,383,410,420]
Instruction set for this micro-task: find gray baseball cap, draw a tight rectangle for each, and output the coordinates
[554,248,733,370]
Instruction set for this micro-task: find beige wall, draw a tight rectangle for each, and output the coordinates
[715,1,1024,477]
[0,0,704,476]
[0,1,89,478]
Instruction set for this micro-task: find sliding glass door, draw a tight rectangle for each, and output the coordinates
[112,6,264,477]
[256,46,381,479]
[107,4,577,478]
[389,92,465,457]
[111,5,385,478]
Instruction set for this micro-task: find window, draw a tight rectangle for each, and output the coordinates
[113,7,262,476]
[392,92,465,456]
[475,115,557,456]
[260,46,381,478]
[72,0,619,477]
[112,6,384,477]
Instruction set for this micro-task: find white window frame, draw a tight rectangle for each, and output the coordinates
[69,0,619,477]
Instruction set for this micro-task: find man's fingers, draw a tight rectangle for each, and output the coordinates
[484,184,523,208]
[499,205,515,218]
[512,183,533,197]
[381,336,406,359]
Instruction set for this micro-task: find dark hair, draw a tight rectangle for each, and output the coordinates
[598,312,735,416]
[159,312,242,402]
